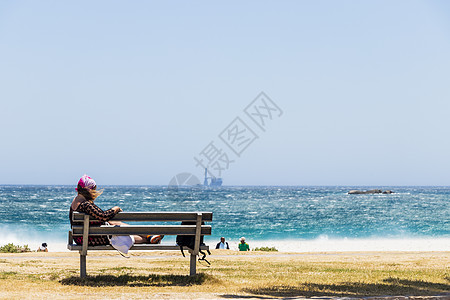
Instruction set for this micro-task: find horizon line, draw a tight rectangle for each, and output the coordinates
[0,184,449,188]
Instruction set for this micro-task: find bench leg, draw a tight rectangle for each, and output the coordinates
[189,253,197,276]
[80,254,87,278]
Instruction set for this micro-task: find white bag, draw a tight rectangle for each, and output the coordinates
[109,235,135,255]
[106,223,135,257]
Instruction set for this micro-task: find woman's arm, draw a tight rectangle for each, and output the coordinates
[78,201,121,222]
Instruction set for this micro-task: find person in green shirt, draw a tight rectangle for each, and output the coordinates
[238,237,250,251]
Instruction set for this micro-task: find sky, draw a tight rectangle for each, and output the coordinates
[1,1,450,186]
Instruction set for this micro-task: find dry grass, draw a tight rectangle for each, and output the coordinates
[0,251,448,299]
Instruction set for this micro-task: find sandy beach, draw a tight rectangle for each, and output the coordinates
[0,250,448,299]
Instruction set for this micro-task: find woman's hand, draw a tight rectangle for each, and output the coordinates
[112,206,122,213]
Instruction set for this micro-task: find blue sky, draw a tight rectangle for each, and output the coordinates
[1,1,449,186]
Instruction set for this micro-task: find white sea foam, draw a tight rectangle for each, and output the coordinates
[0,225,67,252]
[1,229,448,253]
[245,237,450,252]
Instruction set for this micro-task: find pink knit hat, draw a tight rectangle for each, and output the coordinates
[76,174,96,190]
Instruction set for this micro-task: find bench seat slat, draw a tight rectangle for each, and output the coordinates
[67,244,209,251]
[72,212,213,222]
[72,225,212,236]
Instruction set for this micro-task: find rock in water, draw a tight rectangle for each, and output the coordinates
[348,189,393,194]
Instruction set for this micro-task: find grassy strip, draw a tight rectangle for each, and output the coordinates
[253,246,278,252]
[0,251,448,298]
[0,243,31,253]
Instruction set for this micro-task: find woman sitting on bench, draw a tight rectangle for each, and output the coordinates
[69,174,163,246]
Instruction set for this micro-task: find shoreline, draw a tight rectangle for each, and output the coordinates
[6,236,449,253]
[1,250,449,259]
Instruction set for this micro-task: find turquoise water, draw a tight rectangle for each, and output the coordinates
[0,186,448,250]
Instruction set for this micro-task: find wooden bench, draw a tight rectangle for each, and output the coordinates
[68,211,213,278]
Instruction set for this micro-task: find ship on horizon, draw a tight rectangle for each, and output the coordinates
[203,168,222,187]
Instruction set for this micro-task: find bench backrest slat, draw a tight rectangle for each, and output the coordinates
[72,212,213,222]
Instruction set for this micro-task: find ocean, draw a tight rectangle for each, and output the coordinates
[0,186,448,252]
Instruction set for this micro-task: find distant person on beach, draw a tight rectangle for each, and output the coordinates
[70,174,163,247]
[37,243,48,252]
[215,237,230,249]
[238,237,250,251]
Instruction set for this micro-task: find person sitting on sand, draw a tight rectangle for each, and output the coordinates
[238,237,250,251]
[69,174,163,247]
[37,243,48,252]
[215,237,230,249]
